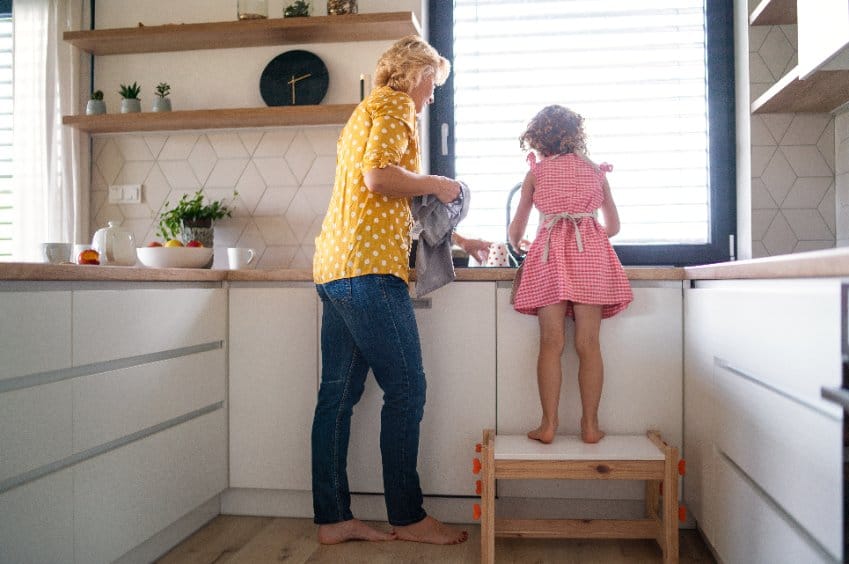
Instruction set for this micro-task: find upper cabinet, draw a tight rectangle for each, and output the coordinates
[62,12,420,132]
[751,0,849,114]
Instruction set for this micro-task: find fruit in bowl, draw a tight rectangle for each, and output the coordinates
[136,246,214,269]
[185,240,204,248]
[77,249,100,265]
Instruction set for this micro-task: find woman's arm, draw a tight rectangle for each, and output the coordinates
[363,164,460,204]
[452,232,491,263]
[508,170,535,250]
[599,177,621,237]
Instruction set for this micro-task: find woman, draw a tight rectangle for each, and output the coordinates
[311,36,468,546]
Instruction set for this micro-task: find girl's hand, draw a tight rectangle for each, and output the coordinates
[453,234,491,264]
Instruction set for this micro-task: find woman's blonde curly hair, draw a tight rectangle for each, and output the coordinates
[519,105,587,157]
[374,35,451,94]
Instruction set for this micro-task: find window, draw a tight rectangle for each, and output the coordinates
[428,0,736,266]
[0,1,11,258]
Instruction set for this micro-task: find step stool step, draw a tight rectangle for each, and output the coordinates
[494,434,665,461]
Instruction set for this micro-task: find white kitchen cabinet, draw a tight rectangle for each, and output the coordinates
[228,283,318,491]
[0,469,74,564]
[0,282,229,563]
[496,281,683,501]
[684,279,843,562]
[74,409,226,564]
[0,289,71,381]
[73,286,225,365]
[347,282,497,497]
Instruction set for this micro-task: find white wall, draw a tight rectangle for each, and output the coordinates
[87,0,422,269]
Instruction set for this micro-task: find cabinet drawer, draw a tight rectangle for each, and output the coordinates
[73,287,225,365]
[74,409,226,564]
[698,280,841,409]
[715,361,842,560]
[713,452,835,564]
[0,291,71,381]
[73,349,225,453]
[0,381,72,482]
[0,469,74,564]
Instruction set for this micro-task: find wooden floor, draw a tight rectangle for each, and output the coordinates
[157,515,717,564]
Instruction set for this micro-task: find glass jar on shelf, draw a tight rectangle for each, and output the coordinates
[237,0,268,20]
[327,0,357,15]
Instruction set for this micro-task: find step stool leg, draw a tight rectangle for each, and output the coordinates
[481,429,495,564]
[645,479,660,519]
[662,444,680,564]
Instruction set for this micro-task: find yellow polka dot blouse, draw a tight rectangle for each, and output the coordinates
[313,86,420,284]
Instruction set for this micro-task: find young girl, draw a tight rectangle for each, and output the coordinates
[508,105,633,445]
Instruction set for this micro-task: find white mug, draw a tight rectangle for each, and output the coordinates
[40,242,72,264]
[227,247,256,269]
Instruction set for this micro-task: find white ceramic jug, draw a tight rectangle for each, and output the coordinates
[91,221,137,266]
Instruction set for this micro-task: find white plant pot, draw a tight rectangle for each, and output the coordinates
[151,97,172,112]
[85,100,106,115]
[120,98,141,113]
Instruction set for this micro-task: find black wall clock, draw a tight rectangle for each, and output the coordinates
[260,50,329,106]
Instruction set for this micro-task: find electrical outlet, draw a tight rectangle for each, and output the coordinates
[107,184,142,204]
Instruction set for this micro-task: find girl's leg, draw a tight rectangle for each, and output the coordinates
[528,301,568,443]
[573,303,605,443]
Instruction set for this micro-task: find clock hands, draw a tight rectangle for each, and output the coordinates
[288,73,313,104]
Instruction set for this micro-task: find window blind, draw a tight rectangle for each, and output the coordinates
[450,0,710,246]
[0,16,11,258]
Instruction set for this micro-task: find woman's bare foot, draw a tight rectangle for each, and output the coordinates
[317,519,396,545]
[581,417,605,444]
[527,418,558,444]
[393,516,468,545]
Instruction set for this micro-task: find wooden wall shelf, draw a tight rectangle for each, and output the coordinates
[63,12,421,55]
[62,104,357,133]
[750,0,796,26]
[752,67,849,113]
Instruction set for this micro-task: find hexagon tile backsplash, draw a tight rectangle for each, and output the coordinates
[90,126,341,269]
[749,17,839,258]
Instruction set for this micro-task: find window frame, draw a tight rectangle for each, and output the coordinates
[427,0,737,267]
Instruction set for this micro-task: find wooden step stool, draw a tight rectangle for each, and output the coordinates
[474,429,683,564]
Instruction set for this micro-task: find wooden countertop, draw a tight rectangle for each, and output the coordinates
[1,247,847,282]
[0,263,682,282]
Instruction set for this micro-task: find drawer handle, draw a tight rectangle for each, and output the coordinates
[821,386,849,411]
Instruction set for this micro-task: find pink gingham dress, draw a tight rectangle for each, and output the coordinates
[512,152,633,319]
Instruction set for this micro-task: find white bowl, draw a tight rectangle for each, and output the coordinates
[136,246,214,269]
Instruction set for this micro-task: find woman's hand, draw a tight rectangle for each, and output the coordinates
[452,233,491,264]
[434,177,462,204]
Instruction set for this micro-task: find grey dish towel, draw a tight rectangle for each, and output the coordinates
[410,181,471,297]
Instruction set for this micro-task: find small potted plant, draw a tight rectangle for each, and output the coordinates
[152,82,171,112]
[156,189,237,248]
[119,82,141,113]
[284,0,311,17]
[86,90,106,115]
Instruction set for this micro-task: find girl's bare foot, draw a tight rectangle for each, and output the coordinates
[393,515,468,545]
[581,417,605,444]
[527,418,558,443]
[317,519,395,544]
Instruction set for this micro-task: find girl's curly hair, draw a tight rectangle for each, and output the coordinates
[519,105,587,157]
[374,35,451,94]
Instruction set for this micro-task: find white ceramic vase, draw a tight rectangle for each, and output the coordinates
[120,98,141,113]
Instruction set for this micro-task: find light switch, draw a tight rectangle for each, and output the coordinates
[107,184,142,204]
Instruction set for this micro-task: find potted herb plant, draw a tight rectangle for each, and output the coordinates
[152,82,171,112]
[86,90,106,115]
[284,0,311,17]
[156,189,237,248]
[119,82,142,113]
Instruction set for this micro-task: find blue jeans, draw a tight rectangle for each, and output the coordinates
[312,274,427,527]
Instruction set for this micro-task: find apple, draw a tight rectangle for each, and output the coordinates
[186,240,203,248]
[147,241,163,247]
[77,249,100,265]
[164,239,183,247]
